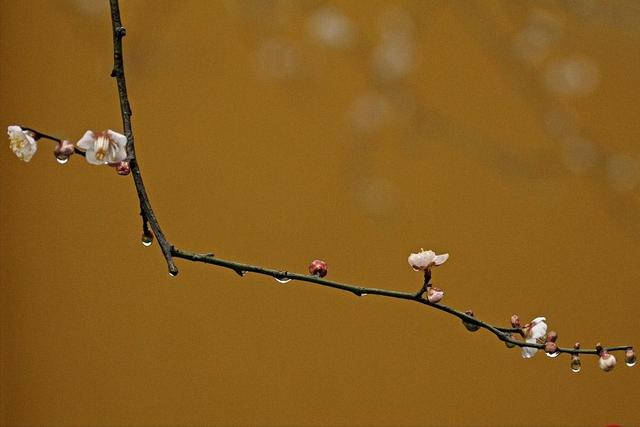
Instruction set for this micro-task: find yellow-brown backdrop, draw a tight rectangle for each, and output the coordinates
[1,1,639,426]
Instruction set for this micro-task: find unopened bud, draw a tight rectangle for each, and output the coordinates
[116,161,131,176]
[625,347,636,367]
[462,309,480,332]
[544,341,559,357]
[510,314,521,328]
[426,286,444,303]
[546,330,558,342]
[308,259,327,277]
[54,140,75,164]
[599,351,616,372]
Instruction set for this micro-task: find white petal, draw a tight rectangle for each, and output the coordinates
[107,129,127,148]
[522,338,539,358]
[106,146,127,163]
[433,253,449,266]
[7,125,23,135]
[77,130,96,150]
[85,149,104,165]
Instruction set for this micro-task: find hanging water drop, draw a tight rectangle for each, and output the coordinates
[545,351,560,358]
[141,236,153,247]
[570,356,581,373]
[275,276,291,284]
[234,270,246,277]
[169,271,177,277]
[360,293,368,297]
[625,348,636,367]
[56,156,69,165]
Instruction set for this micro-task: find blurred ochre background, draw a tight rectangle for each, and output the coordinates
[1,0,639,426]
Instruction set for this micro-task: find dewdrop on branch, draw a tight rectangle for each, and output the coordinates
[76,130,127,165]
[625,347,636,367]
[544,330,560,358]
[462,310,480,332]
[54,140,75,164]
[7,126,38,162]
[571,343,582,373]
[141,228,154,247]
[308,259,328,277]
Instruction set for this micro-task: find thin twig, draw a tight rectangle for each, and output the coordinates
[170,247,630,355]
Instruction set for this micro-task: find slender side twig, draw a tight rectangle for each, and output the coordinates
[18,0,630,361]
[108,0,177,276]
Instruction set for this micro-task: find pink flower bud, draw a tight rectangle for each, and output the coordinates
[426,286,444,303]
[308,259,328,277]
[115,161,131,176]
[544,341,558,354]
[599,352,616,372]
[546,330,558,342]
[510,315,521,328]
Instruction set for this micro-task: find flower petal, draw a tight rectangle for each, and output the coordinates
[522,338,539,358]
[85,149,104,165]
[106,130,127,148]
[433,253,449,266]
[77,130,96,150]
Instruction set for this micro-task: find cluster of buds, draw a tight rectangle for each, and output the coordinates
[408,249,448,304]
[7,126,130,175]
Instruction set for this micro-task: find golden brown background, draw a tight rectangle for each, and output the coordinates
[1,0,639,426]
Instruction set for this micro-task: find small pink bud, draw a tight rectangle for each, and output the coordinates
[308,259,327,277]
[546,330,558,342]
[54,140,75,163]
[599,351,617,372]
[116,161,131,176]
[426,286,444,303]
[544,341,558,354]
[510,314,521,328]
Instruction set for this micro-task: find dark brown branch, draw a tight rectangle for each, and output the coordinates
[170,247,631,356]
[109,0,177,276]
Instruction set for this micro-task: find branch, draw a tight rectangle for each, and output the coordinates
[108,0,177,276]
[7,0,635,372]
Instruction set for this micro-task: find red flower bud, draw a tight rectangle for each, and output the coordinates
[308,259,328,277]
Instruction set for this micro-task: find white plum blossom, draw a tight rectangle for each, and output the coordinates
[77,130,127,165]
[408,249,449,271]
[7,126,37,162]
[599,352,617,372]
[521,316,547,359]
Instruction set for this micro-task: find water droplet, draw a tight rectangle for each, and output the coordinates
[545,351,560,358]
[626,360,636,367]
[56,156,69,164]
[169,271,177,277]
[571,356,581,373]
[141,237,153,247]
[234,270,246,277]
[361,293,368,297]
[275,276,291,284]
